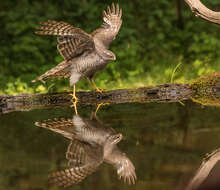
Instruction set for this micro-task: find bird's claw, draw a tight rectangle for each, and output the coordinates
[69,93,78,103]
[69,93,78,115]
[95,88,104,93]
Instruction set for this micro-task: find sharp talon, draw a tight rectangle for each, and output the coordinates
[69,93,78,103]
[89,78,103,93]
[69,84,78,102]
[96,89,103,93]
[70,84,78,115]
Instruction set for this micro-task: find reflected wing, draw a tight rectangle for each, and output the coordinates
[115,153,136,185]
[35,118,75,139]
[50,140,103,187]
[35,20,95,61]
[66,139,103,167]
[49,164,99,188]
[66,140,88,166]
[92,3,122,47]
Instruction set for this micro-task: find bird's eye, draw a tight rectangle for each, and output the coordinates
[115,133,122,140]
[109,134,123,144]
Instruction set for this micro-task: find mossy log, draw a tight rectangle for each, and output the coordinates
[0,83,193,113]
[190,73,220,106]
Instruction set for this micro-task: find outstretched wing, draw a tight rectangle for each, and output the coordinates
[112,151,136,185]
[35,20,94,61]
[35,118,75,139]
[66,139,103,167]
[92,3,122,48]
[49,164,99,188]
[49,140,103,188]
[57,36,94,61]
[36,20,91,39]
[66,140,87,166]
[117,156,136,185]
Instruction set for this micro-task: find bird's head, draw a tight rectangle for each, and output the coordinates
[102,49,116,61]
[108,133,123,145]
[106,50,116,61]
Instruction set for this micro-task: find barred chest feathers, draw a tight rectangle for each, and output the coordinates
[70,52,107,86]
[71,51,107,73]
[69,39,116,86]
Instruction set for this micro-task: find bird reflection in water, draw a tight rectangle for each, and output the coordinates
[35,111,136,188]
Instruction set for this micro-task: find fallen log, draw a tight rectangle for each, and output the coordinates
[0,83,193,113]
[184,0,220,25]
[2,73,220,113]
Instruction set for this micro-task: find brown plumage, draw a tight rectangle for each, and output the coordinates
[32,3,122,92]
[35,113,136,188]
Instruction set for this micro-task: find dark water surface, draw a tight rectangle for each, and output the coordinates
[0,101,220,190]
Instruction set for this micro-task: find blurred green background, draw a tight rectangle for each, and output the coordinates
[1,0,220,95]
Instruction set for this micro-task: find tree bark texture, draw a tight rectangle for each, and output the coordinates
[184,0,220,25]
[176,0,184,29]
[0,83,193,113]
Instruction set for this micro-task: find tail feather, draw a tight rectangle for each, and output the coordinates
[32,61,71,83]
[48,161,100,188]
[35,118,75,139]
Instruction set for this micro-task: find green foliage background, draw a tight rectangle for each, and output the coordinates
[1,0,220,95]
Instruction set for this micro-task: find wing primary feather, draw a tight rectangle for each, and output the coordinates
[107,5,111,15]
[92,3,122,47]
[119,9,122,18]
[111,3,115,14]
[116,4,119,15]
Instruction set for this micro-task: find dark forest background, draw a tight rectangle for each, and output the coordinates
[1,0,220,95]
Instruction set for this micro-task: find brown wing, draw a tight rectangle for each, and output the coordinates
[92,3,122,48]
[35,20,91,39]
[116,157,136,185]
[49,164,99,188]
[111,150,136,185]
[32,61,71,82]
[35,20,95,61]
[35,118,75,139]
[49,140,103,188]
[66,140,87,167]
[57,36,94,61]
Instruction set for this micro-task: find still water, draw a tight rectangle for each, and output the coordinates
[0,101,220,190]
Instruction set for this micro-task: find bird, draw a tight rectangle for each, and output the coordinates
[35,113,136,188]
[32,3,122,104]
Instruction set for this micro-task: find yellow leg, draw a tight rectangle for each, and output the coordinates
[69,85,78,115]
[95,103,102,116]
[94,102,110,116]
[72,102,78,115]
[89,78,103,93]
[69,85,78,102]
